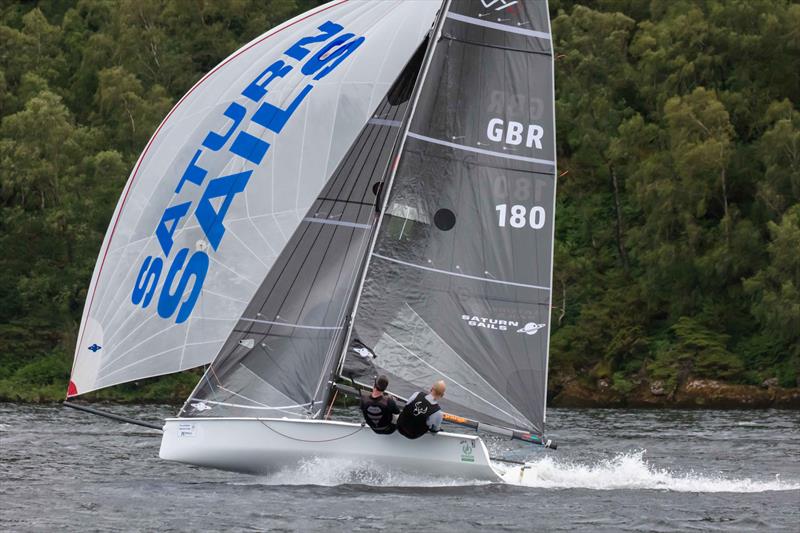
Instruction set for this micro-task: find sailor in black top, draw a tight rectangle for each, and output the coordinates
[396,380,446,439]
[360,375,400,435]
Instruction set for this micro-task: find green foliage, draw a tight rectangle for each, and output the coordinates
[551,0,799,392]
[0,0,797,402]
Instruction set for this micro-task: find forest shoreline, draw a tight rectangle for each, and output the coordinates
[3,378,798,409]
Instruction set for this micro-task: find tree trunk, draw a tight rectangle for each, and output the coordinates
[609,163,630,274]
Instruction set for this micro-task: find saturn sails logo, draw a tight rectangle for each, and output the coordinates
[461,315,519,331]
[517,322,546,335]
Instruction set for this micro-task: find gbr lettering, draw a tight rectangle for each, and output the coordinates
[486,118,543,150]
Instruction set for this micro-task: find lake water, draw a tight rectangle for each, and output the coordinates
[1,404,798,531]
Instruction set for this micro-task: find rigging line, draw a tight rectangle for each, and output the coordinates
[373,253,551,291]
[381,331,523,424]
[402,303,528,422]
[445,12,551,40]
[257,419,365,443]
[407,132,555,167]
[239,317,343,331]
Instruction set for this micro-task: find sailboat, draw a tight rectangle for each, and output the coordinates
[67,0,557,482]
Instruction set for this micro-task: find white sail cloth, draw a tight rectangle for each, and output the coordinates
[69,0,440,396]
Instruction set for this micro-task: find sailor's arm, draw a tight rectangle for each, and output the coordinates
[427,410,443,432]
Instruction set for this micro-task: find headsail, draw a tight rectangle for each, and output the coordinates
[341,0,557,436]
[181,39,432,419]
[69,0,440,396]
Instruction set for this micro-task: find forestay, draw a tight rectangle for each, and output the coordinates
[69,0,440,397]
[341,0,557,436]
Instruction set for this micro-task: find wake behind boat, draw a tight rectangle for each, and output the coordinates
[67,0,559,479]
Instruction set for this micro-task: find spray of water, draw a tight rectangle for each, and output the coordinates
[245,456,490,488]
[237,451,798,492]
[500,450,800,493]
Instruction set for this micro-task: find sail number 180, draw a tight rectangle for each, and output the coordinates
[495,204,546,229]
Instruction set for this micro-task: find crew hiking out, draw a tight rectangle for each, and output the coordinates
[396,380,446,439]
[360,375,400,434]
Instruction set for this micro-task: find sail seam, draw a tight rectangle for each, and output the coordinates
[407,132,555,166]
[372,253,551,291]
[446,12,551,40]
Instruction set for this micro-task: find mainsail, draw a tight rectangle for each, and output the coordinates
[341,0,557,436]
[68,0,440,396]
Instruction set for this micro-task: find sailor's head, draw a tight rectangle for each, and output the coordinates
[430,380,446,400]
[373,375,389,393]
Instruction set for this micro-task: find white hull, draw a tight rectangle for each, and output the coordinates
[160,418,504,481]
